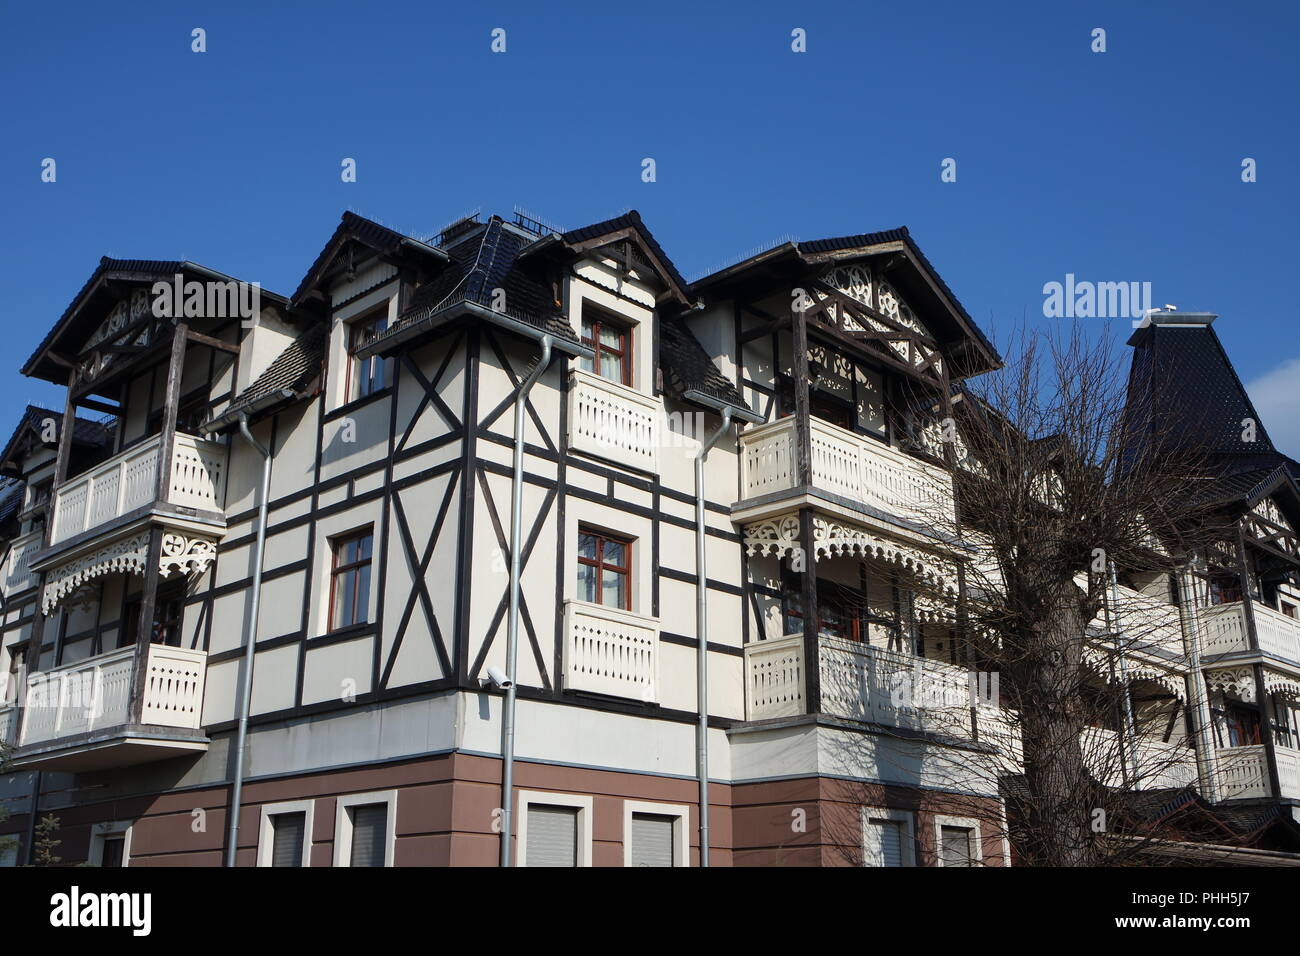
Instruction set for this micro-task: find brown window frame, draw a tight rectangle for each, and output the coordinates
[329,527,375,632]
[346,308,391,403]
[580,306,632,387]
[577,526,632,611]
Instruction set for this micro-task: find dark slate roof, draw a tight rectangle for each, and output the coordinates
[23,258,291,385]
[1111,785,1287,838]
[1124,321,1294,503]
[0,478,24,531]
[1184,465,1291,510]
[0,405,114,476]
[222,326,326,418]
[560,210,691,302]
[373,216,580,348]
[659,316,747,409]
[23,258,188,377]
[291,211,446,306]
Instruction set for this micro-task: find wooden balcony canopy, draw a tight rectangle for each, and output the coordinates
[23,258,288,398]
[693,226,1002,384]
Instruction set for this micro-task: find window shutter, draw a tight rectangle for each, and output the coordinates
[630,813,675,867]
[940,826,974,867]
[526,805,578,867]
[271,812,306,867]
[348,804,388,867]
[864,818,905,867]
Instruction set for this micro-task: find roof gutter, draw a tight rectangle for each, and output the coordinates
[355,299,594,362]
[200,389,297,436]
[682,388,765,425]
[399,236,452,263]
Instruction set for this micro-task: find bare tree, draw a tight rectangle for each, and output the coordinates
[933,322,1229,865]
[794,322,1234,868]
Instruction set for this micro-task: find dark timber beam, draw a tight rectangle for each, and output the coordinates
[799,508,821,715]
[186,328,240,355]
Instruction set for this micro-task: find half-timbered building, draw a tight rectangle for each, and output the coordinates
[0,212,1296,866]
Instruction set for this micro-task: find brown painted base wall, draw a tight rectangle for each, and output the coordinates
[1,753,1005,866]
[732,777,1006,867]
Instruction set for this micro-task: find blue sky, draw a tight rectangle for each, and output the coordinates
[2,1,1297,449]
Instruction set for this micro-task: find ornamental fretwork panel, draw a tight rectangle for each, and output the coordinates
[803,263,944,386]
[41,530,218,614]
[74,288,170,390]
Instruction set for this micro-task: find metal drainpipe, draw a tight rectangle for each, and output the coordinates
[224,412,272,867]
[694,407,733,868]
[500,336,553,868]
[1107,562,1139,784]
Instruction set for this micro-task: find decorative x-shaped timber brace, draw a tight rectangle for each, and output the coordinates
[468,328,560,689]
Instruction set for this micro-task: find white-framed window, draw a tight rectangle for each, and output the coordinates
[565,503,652,616]
[308,504,383,640]
[516,790,592,867]
[622,800,689,867]
[333,790,398,867]
[346,306,391,402]
[89,820,133,867]
[326,286,396,411]
[933,814,983,867]
[258,799,315,868]
[861,807,915,867]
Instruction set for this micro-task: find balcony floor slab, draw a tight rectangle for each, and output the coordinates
[10,724,209,772]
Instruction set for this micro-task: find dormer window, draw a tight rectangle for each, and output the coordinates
[580,306,630,386]
[347,309,389,401]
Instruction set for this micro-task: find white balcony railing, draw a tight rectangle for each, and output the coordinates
[1216,745,1270,800]
[745,634,987,738]
[1199,600,1300,663]
[0,705,14,745]
[745,635,806,719]
[561,599,658,702]
[740,416,955,527]
[567,369,662,473]
[1215,744,1300,800]
[19,644,206,747]
[50,432,227,545]
[2,529,43,595]
[1081,725,1198,790]
[1095,584,1185,659]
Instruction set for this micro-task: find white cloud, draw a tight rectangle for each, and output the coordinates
[1247,356,1300,459]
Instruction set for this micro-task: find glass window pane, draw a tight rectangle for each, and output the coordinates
[600,351,621,380]
[579,355,594,374]
[578,533,597,560]
[601,570,625,608]
[577,563,597,603]
[336,570,356,628]
[358,534,373,561]
[603,539,625,567]
[581,315,595,339]
[599,325,621,348]
[355,566,371,623]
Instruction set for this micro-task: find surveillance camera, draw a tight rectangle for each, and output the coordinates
[481,666,513,690]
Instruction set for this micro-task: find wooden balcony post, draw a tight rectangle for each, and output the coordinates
[791,306,812,488]
[52,369,78,492]
[1236,523,1283,799]
[127,527,165,724]
[799,508,821,714]
[156,322,189,505]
